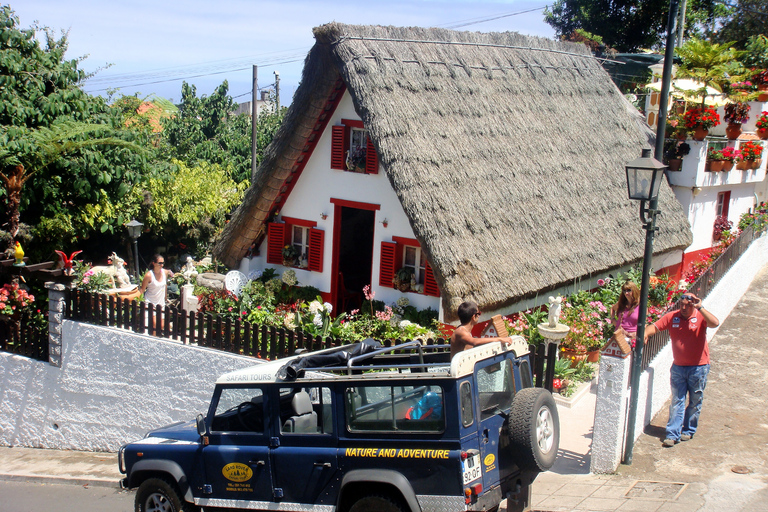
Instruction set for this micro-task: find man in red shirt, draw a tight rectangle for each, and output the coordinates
[644,292,719,447]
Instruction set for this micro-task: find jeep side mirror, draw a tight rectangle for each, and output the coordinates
[196,413,208,438]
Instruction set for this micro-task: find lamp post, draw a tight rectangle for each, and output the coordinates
[623,149,667,465]
[125,219,144,281]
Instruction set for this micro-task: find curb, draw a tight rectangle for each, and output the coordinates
[0,473,122,489]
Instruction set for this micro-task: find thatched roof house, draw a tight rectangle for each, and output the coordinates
[214,23,691,322]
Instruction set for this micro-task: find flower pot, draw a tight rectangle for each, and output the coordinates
[725,123,742,140]
[560,348,587,368]
[667,158,683,172]
[723,161,734,172]
[398,282,411,292]
[586,350,600,363]
[759,93,768,102]
[751,159,762,170]
[675,130,687,141]
[736,160,751,170]
[692,127,709,141]
[758,128,768,140]
[708,160,725,172]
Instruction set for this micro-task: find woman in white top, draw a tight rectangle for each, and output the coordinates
[139,254,174,329]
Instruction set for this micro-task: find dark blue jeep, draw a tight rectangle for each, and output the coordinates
[119,338,559,512]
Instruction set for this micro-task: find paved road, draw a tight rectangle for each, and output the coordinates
[0,480,134,512]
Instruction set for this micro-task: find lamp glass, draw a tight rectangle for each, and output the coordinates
[625,149,666,201]
[126,219,144,240]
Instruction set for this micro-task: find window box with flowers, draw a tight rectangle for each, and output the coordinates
[756,111,768,140]
[723,102,750,140]
[330,119,379,174]
[738,140,763,169]
[730,80,756,97]
[684,107,721,141]
[720,146,739,171]
[754,71,768,100]
[706,147,725,172]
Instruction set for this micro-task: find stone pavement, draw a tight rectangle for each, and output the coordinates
[1,266,767,511]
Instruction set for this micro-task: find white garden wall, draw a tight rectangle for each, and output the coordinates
[0,322,257,452]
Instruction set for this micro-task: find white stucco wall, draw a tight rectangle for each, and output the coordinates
[0,322,257,452]
[241,91,441,314]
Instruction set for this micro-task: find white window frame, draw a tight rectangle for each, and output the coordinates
[350,128,368,153]
[402,246,426,285]
[292,225,310,261]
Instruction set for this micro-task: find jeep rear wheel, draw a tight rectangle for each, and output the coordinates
[135,477,192,512]
[349,494,405,512]
[508,388,559,471]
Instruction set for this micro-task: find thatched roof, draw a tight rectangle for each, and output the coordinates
[214,23,692,321]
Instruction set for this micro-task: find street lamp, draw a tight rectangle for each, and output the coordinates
[623,148,667,465]
[125,219,143,281]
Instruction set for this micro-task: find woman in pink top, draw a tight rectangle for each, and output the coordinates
[610,281,640,343]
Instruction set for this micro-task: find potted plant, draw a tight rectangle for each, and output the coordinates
[723,102,751,139]
[666,111,688,140]
[738,140,763,169]
[664,140,691,171]
[684,107,720,140]
[721,146,739,171]
[756,111,768,140]
[393,267,414,292]
[345,145,367,172]
[706,147,725,172]
[282,244,299,266]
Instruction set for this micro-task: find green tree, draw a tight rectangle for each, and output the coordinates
[119,159,247,256]
[715,0,768,48]
[161,81,253,183]
[544,0,727,52]
[675,38,743,105]
[0,5,147,256]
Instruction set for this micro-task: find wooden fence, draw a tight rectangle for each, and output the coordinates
[0,313,48,361]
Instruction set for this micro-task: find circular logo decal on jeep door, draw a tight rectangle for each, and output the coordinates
[483,454,495,467]
[222,463,253,482]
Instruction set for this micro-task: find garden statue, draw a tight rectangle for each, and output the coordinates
[13,241,24,267]
[55,250,82,276]
[91,252,133,289]
[547,296,562,328]
[181,256,198,284]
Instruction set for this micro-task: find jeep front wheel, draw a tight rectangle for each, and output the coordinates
[508,388,559,471]
[135,477,191,512]
[349,494,405,512]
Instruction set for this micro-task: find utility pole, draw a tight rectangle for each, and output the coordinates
[251,65,258,182]
[676,0,688,48]
[274,70,280,112]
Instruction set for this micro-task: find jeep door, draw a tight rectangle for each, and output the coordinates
[270,386,338,505]
[201,385,274,504]
[474,357,516,489]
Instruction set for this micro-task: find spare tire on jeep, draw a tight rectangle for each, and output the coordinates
[508,388,559,471]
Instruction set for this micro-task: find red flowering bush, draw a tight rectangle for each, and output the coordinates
[713,215,733,241]
[0,283,34,316]
[739,140,763,161]
[723,102,750,124]
[684,107,721,130]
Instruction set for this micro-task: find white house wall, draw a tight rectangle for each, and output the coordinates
[242,92,442,315]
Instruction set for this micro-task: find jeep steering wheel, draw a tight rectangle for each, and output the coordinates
[237,401,261,432]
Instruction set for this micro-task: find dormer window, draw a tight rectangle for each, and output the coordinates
[331,119,378,174]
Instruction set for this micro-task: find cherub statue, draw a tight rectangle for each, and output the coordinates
[181,256,198,284]
[548,296,562,328]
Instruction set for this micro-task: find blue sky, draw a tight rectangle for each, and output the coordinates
[14,1,555,105]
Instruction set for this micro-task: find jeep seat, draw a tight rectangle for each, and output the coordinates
[283,391,318,433]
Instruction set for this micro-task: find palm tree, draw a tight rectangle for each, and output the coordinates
[0,120,140,237]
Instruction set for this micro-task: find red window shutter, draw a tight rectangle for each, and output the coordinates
[267,223,286,264]
[722,191,731,219]
[424,262,440,297]
[331,125,346,170]
[380,242,397,288]
[308,228,324,272]
[365,135,379,174]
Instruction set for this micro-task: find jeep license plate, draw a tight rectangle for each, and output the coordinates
[462,454,482,484]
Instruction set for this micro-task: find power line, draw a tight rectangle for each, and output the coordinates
[440,5,550,29]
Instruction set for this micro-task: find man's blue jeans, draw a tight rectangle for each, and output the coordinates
[666,363,709,441]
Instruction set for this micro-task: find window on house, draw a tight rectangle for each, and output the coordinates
[292,225,310,263]
[331,119,378,174]
[716,191,730,218]
[402,245,426,285]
